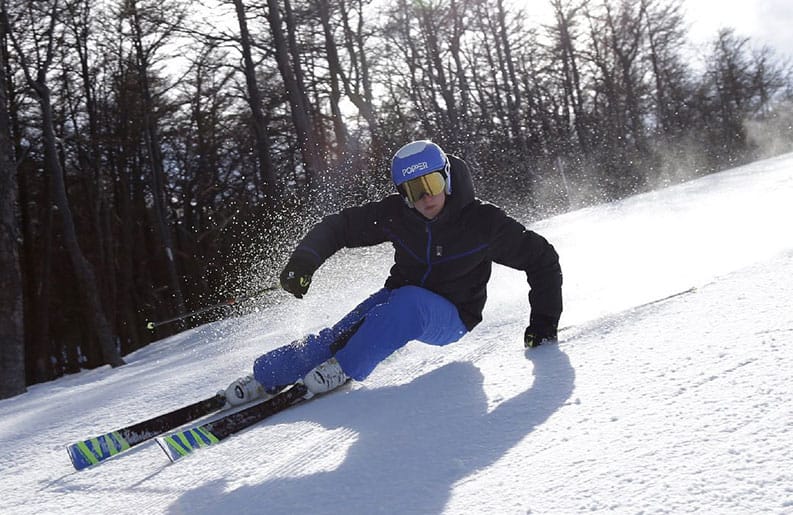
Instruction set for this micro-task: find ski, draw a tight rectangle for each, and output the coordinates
[156,382,310,462]
[67,393,227,470]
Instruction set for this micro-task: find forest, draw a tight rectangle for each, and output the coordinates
[1,0,792,398]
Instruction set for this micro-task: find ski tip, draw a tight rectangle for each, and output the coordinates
[66,432,132,471]
[155,437,181,463]
[156,426,220,463]
[67,443,92,471]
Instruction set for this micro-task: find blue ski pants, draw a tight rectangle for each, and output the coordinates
[253,286,468,389]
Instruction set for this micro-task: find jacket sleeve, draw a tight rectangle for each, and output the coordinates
[486,206,563,327]
[289,199,391,271]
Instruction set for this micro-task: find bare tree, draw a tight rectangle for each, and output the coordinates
[314,0,348,159]
[640,0,687,133]
[265,0,324,185]
[337,0,380,151]
[494,0,526,152]
[121,0,187,316]
[601,0,649,151]
[381,0,436,136]
[548,0,590,151]
[232,0,276,199]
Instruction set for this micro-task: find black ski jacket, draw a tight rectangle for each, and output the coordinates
[288,155,563,331]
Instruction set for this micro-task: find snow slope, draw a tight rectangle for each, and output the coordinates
[2,153,793,514]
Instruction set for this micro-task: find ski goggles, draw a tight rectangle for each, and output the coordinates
[399,171,447,204]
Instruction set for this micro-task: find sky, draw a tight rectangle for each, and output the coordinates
[519,0,793,61]
[684,0,793,58]
[1,150,792,513]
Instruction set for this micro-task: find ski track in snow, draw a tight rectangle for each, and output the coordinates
[2,153,793,514]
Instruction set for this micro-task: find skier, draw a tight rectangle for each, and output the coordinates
[224,140,563,404]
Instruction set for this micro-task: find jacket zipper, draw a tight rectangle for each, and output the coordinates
[420,222,433,286]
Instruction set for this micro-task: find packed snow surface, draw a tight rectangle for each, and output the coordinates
[2,153,793,514]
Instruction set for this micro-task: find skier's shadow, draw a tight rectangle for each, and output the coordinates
[168,344,574,514]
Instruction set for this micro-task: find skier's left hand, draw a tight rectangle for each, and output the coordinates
[524,315,558,348]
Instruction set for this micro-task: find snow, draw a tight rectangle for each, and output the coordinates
[2,153,793,514]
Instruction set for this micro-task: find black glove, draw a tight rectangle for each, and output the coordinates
[279,257,314,299]
[524,314,558,349]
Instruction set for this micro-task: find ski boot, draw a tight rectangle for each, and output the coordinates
[222,374,269,408]
[303,358,349,395]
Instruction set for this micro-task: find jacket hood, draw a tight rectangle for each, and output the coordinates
[441,154,476,217]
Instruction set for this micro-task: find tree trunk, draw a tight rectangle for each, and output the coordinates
[338,0,380,152]
[495,0,526,152]
[315,0,348,158]
[448,0,470,125]
[36,83,125,368]
[419,5,459,137]
[232,0,276,200]
[128,1,186,316]
[0,13,26,398]
[28,181,54,382]
[265,0,324,183]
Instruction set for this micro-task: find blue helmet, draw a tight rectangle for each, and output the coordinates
[390,140,451,194]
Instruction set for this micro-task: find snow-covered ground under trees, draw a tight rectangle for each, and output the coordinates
[2,152,793,514]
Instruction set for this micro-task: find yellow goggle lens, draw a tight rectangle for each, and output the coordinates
[401,172,446,204]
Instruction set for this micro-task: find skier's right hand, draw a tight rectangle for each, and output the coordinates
[280,258,314,298]
[524,314,558,349]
